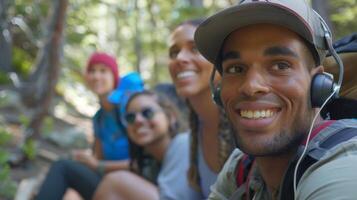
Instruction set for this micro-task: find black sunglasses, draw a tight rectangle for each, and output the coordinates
[125,107,158,124]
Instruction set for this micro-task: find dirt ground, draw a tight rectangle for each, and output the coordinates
[6,115,92,200]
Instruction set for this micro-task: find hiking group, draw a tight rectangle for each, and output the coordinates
[36,0,357,200]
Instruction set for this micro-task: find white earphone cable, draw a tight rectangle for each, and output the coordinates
[292,88,338,198]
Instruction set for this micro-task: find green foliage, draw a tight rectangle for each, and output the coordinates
[0,92,8,110]
[329,0,357,38]
[18,114,30,128]
[170,6,210,29]
[0,128,12,146]
[41,116,54,136]
[0,164,17,200]
[0,73,11,85]
[0,126,17,199]
[12,47,33,77]
[21,139,37,160]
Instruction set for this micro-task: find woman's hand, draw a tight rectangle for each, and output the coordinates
[72,150,99,170]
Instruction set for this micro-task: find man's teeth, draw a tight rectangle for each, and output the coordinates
[177,71,196,79]
[240,110,275,119]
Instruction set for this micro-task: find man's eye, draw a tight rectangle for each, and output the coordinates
[272,62,291,71]
[224,65,244,74]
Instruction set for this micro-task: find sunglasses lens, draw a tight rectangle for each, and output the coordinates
[142,108,155,120]
[125,113,136,124]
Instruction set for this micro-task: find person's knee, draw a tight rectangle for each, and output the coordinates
[48,159,77,175]
[94,171,130,200]
[51,159,72,169]
[101,171,131,186]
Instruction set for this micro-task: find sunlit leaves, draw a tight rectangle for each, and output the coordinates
[329,0,357,38]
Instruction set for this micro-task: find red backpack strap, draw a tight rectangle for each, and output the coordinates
[301,120,335,145]
[235,154,254,187]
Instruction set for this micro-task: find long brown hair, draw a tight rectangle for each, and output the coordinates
[187,104,236,191]
[125,90,182,183]
[174,18,236,191]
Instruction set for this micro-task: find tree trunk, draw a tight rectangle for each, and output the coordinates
[22,0,68,139]
[311,0,334,35]
[134,0,142,73]
[188,0,203,7]
[0,0,12,73]
[147,0,159,84]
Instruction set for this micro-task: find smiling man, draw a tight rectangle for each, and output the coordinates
[195,0,357,199]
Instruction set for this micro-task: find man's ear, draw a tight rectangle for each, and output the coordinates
[310,65,324,77]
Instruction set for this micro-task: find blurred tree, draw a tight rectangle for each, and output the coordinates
[0,0,12,74]
[312,0,334,33]
[21,0,68,139]
[188,0,203,7]
[328,0,357,39]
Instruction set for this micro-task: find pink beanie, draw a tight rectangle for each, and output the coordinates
[86,52,119,88]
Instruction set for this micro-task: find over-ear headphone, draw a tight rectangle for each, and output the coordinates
[210,12,343,109]
[310,72,336,107]
[310,10,343,107]
[210,67,223,107]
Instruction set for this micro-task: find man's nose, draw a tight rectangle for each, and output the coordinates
[239,68,269,97]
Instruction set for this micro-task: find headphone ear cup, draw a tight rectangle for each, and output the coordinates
[310,73,337,107]
[213,84,223,107]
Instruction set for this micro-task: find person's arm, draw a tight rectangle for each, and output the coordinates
[297,151,357,199]
[93,139,130,172]
[74,139,130,173]
[208,149,243,200]
[97,160,130,173]
[158,133,202,200]
[93,138,103,159]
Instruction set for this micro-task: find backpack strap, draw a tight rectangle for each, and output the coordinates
[233,121,334,196]
[234,154,255,200]
[94,105,127,138]
[280,126,357,200]
[235,154,254,187]
[113,104,127,137]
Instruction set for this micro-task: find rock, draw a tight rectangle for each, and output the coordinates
[45,128,89,149]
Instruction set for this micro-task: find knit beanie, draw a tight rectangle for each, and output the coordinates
[86,52,119,88]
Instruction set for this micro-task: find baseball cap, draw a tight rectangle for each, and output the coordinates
[194,0,331,73]
[108,72,144,105]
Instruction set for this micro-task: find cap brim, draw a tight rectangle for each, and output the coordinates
[195,3,312,65]
[107,72,145,104]
[108,90,123,104]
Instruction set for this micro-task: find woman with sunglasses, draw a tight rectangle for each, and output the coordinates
[93,90,198,200]
[168,19,236,198]
[36,52,133,200]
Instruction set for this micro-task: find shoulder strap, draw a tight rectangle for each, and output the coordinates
[94,106,127,138]
[113,104,127,136]
[280,126,357,200]
[235,154,254,187]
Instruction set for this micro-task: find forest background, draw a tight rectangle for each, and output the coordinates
[0,0,356,199]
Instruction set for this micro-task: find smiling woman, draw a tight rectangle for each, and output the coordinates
[93,90,199,200]
[35,52,131,200]
[168,19,236,198]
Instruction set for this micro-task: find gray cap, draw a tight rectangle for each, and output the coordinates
[195,0,331,72]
